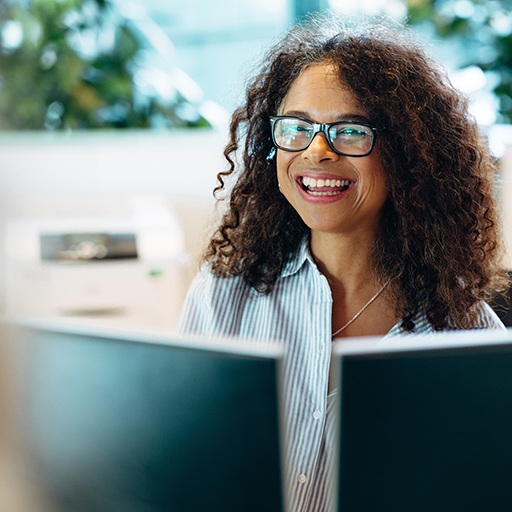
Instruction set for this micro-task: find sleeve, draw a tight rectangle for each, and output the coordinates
[177,266,215,336]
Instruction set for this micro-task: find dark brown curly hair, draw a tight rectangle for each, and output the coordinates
[205,14,509,331]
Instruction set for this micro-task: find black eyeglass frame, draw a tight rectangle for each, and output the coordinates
[269,115,378,157]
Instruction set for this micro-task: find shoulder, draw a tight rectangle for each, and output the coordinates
[177,265,255,336]
[473,301,507,330]
[186,264,255,303]
[387,301,506,337]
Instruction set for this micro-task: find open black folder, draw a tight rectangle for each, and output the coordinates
[333,328,512,512]
[5,322,285,512]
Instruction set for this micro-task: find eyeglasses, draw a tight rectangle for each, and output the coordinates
[269,116,378,157]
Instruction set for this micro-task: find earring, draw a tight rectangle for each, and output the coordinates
[267,147,276,160]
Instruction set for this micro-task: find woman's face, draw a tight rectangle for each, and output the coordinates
[275,62,388,240]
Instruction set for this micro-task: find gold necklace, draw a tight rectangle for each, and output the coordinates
[331,278,391,338]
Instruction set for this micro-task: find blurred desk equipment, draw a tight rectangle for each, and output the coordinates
[334,328,512,512]
[3,196,188,331]
[13,322,285,512]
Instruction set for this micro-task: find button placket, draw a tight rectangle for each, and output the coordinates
[289,258,333,502]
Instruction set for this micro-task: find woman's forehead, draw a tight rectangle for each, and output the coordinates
[277,62,366,119]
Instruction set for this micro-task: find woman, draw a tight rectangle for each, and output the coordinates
[178,14,509,511]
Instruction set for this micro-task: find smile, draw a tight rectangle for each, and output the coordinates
[300,176,352,196]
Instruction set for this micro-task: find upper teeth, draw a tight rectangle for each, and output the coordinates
[302,177,349,188]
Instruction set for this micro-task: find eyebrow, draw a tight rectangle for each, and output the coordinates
[280,110,371,123]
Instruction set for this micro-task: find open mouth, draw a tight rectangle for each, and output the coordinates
[299,176,352,196]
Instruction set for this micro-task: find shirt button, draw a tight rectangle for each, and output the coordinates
[313,410,322,420]
[297,474,308,485]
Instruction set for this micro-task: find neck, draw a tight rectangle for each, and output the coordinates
[310,230,378,295]
[310,229,397,338]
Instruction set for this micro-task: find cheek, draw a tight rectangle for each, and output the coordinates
[275,153,297,205]
[276,152,286,176]
[366,153,388,193]
[276,152,294,184]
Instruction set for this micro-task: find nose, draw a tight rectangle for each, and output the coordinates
[302,132,340,163]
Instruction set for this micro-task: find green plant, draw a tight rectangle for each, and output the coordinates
[406,0,512,123]
[0,0,212,129]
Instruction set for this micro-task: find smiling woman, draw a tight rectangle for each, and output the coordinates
[177,13,510,512]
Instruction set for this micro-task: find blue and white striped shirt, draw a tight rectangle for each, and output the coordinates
[177,239,505,512]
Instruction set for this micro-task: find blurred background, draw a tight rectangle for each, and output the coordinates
[0,0,512,334]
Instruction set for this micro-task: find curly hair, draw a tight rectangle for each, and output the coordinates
[205,14,509,331]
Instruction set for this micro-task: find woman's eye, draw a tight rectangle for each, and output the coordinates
[337,128,366,138]
[286,124,310,136]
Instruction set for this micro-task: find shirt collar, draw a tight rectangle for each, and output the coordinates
[281,236,317,278]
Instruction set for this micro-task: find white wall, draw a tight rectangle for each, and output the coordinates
[0,130,228,332]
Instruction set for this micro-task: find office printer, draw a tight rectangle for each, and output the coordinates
[3,196,189,331]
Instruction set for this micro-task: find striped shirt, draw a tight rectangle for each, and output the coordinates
[177,239,505,512]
